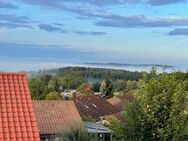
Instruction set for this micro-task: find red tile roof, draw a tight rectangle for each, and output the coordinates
[107,94,134,111]
[0,72,40,141]
[74,95,119,121]
[32,100,82,135]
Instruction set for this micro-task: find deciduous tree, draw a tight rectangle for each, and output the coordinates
[122,68,188,141]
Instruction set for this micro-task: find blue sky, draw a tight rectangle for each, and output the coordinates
[1,0,188,71]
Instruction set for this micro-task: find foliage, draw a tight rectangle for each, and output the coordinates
[28,78,52,100]
[92,81,101,92]
[77,83,94,96]
[122,68,188,141]
[28,74,56,100]
[114,80,127,92]
[124,80,138,93]
[82,116,95,122]
[58,124,95,141]
[48,78,60,92]
[31,67,143,82]
[100,79,114,99]
[40,74,52,86]
[60,71,84,89]
[46,91,61,100]
[104,116,124,141]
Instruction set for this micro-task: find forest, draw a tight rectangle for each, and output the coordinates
[28,67,188,100]
[28,67,143,81]
[28,67,144,100]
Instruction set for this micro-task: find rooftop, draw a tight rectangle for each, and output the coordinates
[107,94,134,111]
[74,95,119,121]
[84,122,112,133]
[0,72,40,141]
[32,100,82,135]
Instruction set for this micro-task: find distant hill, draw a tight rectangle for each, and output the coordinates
[26,63,176,81]
[27,66,144,82]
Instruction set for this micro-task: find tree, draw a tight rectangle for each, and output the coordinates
[124,80,138,93]
[114,80,127,92]
[58,124,95,141]
[61,71,84,89]
[104,116,124,141]
[77,83,94,96]
[46,91,61,100]
[122,68,188,141]
[92,81,101,92]
[48,78,60,92]
[28,78,46,100]
[40,74,52,86]
[100,79,114,99]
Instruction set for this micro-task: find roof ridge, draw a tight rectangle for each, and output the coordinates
[0,72,26,75]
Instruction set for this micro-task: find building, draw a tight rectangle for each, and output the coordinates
[74,95,120,121]
[107,94,134,111]
[32,100,82,141]
[84,122,112,141]
[0,72,40,141]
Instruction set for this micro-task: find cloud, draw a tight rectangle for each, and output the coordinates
[148,0,187,6]
[0,13,33,29]
[38,24,67,33]
[0,1,18,9]
[20,0,120,7]
[0,22,32,29]
[0,13,30,23]
[75,31,107,35]
[20,0,188,9]
[19,1,188,28]
[0,41,97,60]
[95,15,188,28]
[168,28,188,35]
[53,23,66,26]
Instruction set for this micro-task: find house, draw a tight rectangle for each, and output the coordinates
[84,122,112,141]
[74,95,120,121]
[0,72,40,141]
[60,89,77,99]
[107,94,134,111]
[32,100,82,141]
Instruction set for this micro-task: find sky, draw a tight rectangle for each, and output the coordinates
[1,0,188,71]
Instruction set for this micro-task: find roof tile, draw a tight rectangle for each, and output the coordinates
[74,95,119,121]
[33,100,82,135]
[107,94,134,111]
[0,72,40,141]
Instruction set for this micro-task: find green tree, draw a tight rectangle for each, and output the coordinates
[122,68,188,141]
[92,81,101,92]
[58,124,95,141]
[61,71,84,89]
[114,80,127,92]
[40,74,52,86]
[48,78,60,92]
[124,80,138,93]
[46,91,61,100]
[28,78,46,100]
[104,116,124,141]
[100,79,114,99]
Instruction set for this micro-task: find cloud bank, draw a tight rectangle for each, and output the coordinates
[75,31,107,35]
[169,28,188,35]
[20,0,188,7]
[38,24,67,33]
[0,13,32,29]
[0,1,17,9]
